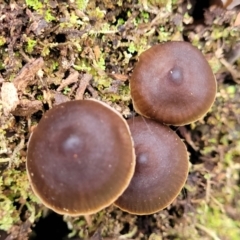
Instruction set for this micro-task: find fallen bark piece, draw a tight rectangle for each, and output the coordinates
[13,57,44,91]
[11,99,43,116]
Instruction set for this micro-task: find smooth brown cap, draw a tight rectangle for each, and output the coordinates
[115,116,189,215]
[27,99,135,215]
[130,41,217,126]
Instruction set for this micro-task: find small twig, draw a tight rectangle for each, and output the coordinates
[87,85,98,98]
[210,195,226,214]
[19,48,32,63]
[195,223,221,240]
[178,126,199,151]
[219,58,240,84]
[84,215,92,227]
[75,73,92,100]
[205,175,211,203]
[68,83,78,97]
[57,69,79,91]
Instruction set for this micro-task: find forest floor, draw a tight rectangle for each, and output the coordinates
[0,0,240,239]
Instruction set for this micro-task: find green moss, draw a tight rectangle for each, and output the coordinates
[63,86,71,95]
[0,169,40,230]
[197,202,240,240]
[128,42,137,54]
[25,0,43,10]
[88,7,105,20]
[0,195,19,231]
[208,57,222,74]
[25,38,37,53]
[96,77,112,90]
[0,36,6,47]
[73,60,92,72]
[44,9,56,22]
[75,0,89,11]
[158,26,171,42]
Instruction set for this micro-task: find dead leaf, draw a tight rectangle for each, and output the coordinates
[1,82,19,115]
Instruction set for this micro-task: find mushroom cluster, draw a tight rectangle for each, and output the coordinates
[26,41,216,217]
[115,41,217,215]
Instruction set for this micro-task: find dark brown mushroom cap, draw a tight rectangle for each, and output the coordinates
[27,99,135,215]
[115,117,189,215]
[130,41,217,126]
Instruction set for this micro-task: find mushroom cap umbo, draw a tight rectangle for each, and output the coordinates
[27,99,135,216]
[130,41,217,126]
[115,116,189,215]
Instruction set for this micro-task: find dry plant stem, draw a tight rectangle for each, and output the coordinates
[27,117,32,136]
[75,73,92,100]
[210,195,226,213]
[178,126,199,151]
[195,223,221,240]
[84,215,92,226]
[68,83,78,97]
[19,48,32,63]
[205,175,211,203]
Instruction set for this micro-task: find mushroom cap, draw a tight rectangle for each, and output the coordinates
[115,116,189,215]
[130,41,217,126]
[27,99,135,215]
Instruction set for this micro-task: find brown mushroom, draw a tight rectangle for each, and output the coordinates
[27,99,135,216]
[115,116,189,215]
[130,41,217,126]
